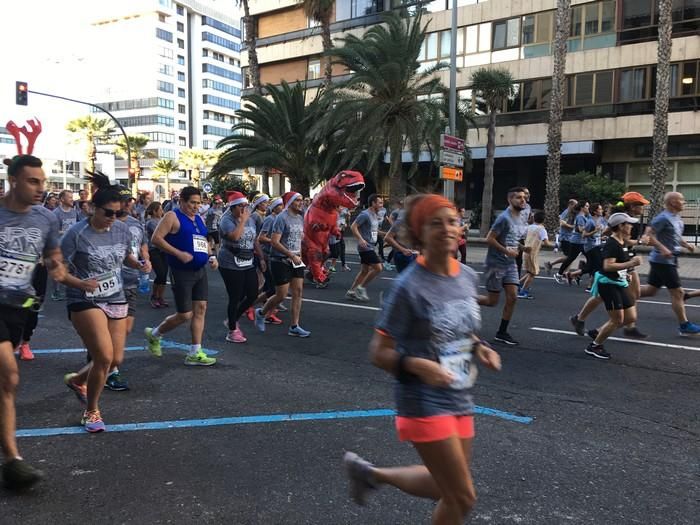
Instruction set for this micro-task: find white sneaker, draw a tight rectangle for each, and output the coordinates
[355,286,369,302]
[345,289,357,301]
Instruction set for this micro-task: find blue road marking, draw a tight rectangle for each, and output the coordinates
[16,407,532,438]
[29,339,218,356]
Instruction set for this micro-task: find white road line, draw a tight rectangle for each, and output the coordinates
[301,297,380,311]
[638,299,700,309]
[531,327,700,352]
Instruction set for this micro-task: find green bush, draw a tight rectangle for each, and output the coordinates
[559,171,626,208]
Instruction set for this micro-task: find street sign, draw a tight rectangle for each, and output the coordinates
[440,166,463,181]
[202,182,213,193]
[440,150,464,166]
[440,133,464,153]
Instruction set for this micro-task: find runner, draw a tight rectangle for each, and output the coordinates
[218,191,263,343]
[145,201,169,308]
[555,201,588,283]
[480,187,528,345]
[457,208,470,264]
[640,192,700,335]
[584,213,642,359]
[565,203,605,289]
[384,203,418,274]
[254,192,310,337]
[518,211,552,299]
[515,187,532,279]
[347,194,384,302]
[0,155,80,489]
[51,190,80,301]
[546,199,577,274]
[61,171,148,431]
[342,194,501,523]
[145,186,218,365]
[256,197,285,321]
[205,195,224,252]
[15,262,48,361]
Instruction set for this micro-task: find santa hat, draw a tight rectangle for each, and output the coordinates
[226,191,248,206]
[283,191,301,209]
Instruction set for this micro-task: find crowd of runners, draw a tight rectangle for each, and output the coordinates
[1,154,698,525]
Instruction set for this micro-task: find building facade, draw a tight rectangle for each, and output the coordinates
[241,0,699,207]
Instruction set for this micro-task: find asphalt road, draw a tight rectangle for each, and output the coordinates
[2,255,699,524]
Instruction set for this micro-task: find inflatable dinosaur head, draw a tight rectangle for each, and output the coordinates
[318,170,365,210]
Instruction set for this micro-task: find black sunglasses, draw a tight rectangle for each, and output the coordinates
[99,207,128,218]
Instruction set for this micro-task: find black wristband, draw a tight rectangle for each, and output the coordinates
[396,354,414,384]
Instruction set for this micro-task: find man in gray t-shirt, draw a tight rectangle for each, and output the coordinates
[52,190,81,300]
[348,194,384,302]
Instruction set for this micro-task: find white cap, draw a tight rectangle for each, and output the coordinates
[608,212,639,227]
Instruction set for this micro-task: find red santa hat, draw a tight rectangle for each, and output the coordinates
[283,191,301,209]
[226,191,248,206]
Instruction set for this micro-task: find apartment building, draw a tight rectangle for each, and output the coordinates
[241,0,699,206]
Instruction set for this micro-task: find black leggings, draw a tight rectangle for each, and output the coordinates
[558,242,584,274]
[219,267,258,328]
[22,264,48,342]
[329,238,346,266]
[149,248,169,285]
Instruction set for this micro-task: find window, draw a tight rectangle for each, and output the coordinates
[178,120,186,130]
[176,4,184,15]
[177,55,185,65]
[177,38,184,49]
[336,0,382,20]
[622,0,653,29]
[619,68,648,101]
[143,132,175,143]
[177,21,184,32]
[308,58,321,80]
[178,104,186,114]
[179,137,187,146]
[177,71,185,81]
[522,11,553,45]
[158,14,166,23]
[95,97,174,111]
[202,79,241,96]
[156,28,173,42]
[201,16,241,38]
[203,125,232,137]
[121,115,174,127]
[157,80,174,93]
[159,63,173,76]
[425,32,438,60]
[202,32,240,52]
[203,95,240,110]
[178,88,186,98]
[202,49,208,57]
[672,0,700,22]
[202,64,242,82]
[492,18,520,50]
[681,61,698,95]
[566,71,614,106]
[575,73,594,105]
[595,71,613,103]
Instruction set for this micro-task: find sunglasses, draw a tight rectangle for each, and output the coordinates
[99,207,128,218]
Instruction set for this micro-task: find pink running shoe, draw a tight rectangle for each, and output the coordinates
[18,343,35,361]
[226,324,247,343]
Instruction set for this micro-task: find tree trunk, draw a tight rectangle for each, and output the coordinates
[544,0,571,236]
[261,168,270,195]
[243,0,261,95]
[87,138,96,174]
[388,136,406,205]
[321,16,333,89]
[290,176,310,197]
[648,0,673,219]
[479,109,497,236]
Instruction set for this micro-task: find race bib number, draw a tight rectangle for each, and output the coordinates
[370,231,378,243]
[595,236,602,246]
[86,270,120,299]
[0,252,37,288]
[193,235,208,253]
[618,269,628,280]
[234,256,254,268]
[438,339,477,390]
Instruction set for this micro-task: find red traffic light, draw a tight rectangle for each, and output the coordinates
[16,81,28,106]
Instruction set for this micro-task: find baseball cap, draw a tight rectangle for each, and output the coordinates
[621,191,649,205]
[608,212,639,228]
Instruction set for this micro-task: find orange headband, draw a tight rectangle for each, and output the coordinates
[410,195,456,238]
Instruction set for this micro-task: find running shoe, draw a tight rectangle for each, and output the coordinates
[158,298,170,308]
[342,265,352,272]
[343,451,377,506]
[277,303,288,312]
[517,290,533,300]
[288,325,311,338]
[553,273,566,285]
[82,410,106,433]
[144,327,162,357]
[585,342,611,360]
[494,332,519,346]
[184,351,216,366]
[246,307,255,322]
[586,328,599,340]
[105,372,129,391]
[51,290,65,301]
[150,297,160,309]
[569,315,585,336]
[345,289,357,301]
[623,327,648,339]
[584,287,592,293]
[254,308,266,332]
[64,372,87,405]
[544,261,553,272]
[382,261,393,271]
[355,286,370,303]
[226,325,247,343]
[18,343,34,361]
[328,265,337,273]
[2,458,44,491]
[679,321,700,336]
[315,280,329,289]
[265,313,283,325]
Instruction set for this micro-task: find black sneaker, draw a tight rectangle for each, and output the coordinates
[623,327,648,339]
[494,332,519,346]
[343,452,377,506]
[105,372,130,391]
[585,343,611,360]
[586,329,599,340]
[569,315,585,336]
[2,459,44,491]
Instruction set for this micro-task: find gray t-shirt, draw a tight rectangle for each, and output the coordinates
[61,219,130,304]
[270,210,304,259]
[121,216,147,289]
[485,209,520,268]
[54,206,80,235]
[353,209,379,252]
[376,261,481,417]
[252,211,265,235]
[649,210,685,266]
[259,214,276,257]
[517,203,531,240]
[145,218,159,249]
[218,211,258,270]
[0,205,60,296]
[205,207,223,232]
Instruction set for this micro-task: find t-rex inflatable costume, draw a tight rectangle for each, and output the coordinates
[302,170,365,285]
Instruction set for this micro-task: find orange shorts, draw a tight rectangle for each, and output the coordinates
[395,415,475,443]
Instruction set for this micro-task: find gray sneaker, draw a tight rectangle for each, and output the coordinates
[343,452,377,505]
[355,286,370,302]
[345,289,357,301]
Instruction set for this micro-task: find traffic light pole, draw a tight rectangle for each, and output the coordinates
[444,0,458,203]
[24,88,130,185]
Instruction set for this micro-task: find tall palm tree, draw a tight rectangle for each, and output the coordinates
[178,148,218,187]
[298,0,334,87]
[544,0,572,235]
[329,11,447,203]
[470,67,516,235]
[212,81,333,196]
[238,0,262,96]
[152,159,178,199]
[648,0,673,219]
[114,134,153,196]
[65,115,114,174]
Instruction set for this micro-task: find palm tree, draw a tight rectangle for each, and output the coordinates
[298,0,334,87]
[65,115,114,174]
[114,134,153,195]
[329,11,447,203]
[544,0,572,235]
[648,0,673,219]
[212,81,332,196]
[178,148,218,187]
[152,159,178,199]
[470,67,516,235]
[238,0,262,95]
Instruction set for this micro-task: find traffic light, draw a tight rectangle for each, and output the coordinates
[15,81,28,106]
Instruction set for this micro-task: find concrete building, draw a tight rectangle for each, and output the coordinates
[241,0,699,207]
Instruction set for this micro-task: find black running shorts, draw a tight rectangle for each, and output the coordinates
[0,305,29,348]
[270,260,304,286]
[597,283,634,311]
[647,262,682,290]
[170,267,208,313]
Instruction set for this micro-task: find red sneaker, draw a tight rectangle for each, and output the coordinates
[265,313,283,325]
[246,307,255,321]
[18,343,34,361]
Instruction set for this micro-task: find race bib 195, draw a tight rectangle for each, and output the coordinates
[86,270,120,299]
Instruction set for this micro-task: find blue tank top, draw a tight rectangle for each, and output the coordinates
[166,209,209,271]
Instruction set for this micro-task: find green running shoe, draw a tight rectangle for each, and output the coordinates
[144,327,162,357]
[184,351,216,366]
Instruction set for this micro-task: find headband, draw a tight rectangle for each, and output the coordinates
[252,194,270,209]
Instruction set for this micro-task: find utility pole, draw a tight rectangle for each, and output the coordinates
[444,0,458,203]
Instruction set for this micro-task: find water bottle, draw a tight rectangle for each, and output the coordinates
[138,271,151,295]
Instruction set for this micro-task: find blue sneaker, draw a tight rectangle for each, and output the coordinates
[254,308,266,332]
[679,321,700,336]
[288,325,311,338]
[517,290,533,300]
